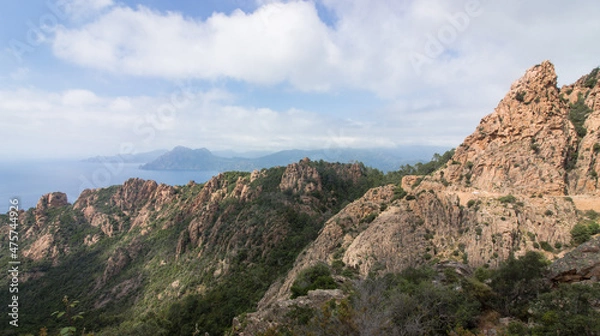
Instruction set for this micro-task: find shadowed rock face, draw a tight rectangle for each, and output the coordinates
[550,236,600,283]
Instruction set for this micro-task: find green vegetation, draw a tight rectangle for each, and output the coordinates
[9,156,447,335]
[515,91,526,102]
[395,149,456,177]
[265,252,600,335]
[584,67,599,88]
[571,219,600,245]
[50,296,90,336]
[290,263,338,298]
[8,147,570,335]
[498,194,517,204]
[392,185,407,201]
[568,93,593,138]
[540,241,554,252]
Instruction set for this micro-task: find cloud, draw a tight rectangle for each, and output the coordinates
[0,86,408,160]
[50,0,600,97]
[53,2,339,91]
[10,0,597,159]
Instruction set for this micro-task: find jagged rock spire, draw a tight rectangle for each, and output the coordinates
[441,61,578,195]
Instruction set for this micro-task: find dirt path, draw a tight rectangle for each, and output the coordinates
[569,195,600,212]
[448,191,600,212]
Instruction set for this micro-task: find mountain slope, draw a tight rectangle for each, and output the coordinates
[0,160,386,335]
[236,61,600,334]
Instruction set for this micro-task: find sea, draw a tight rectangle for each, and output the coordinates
[0,160,218,211]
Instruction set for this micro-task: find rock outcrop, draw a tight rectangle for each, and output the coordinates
[550,235,600,283]
[238,62,600,334]
[562,67,600,195]
[440,61,578,196]
[36,192,69,209]
[279,158,322,194]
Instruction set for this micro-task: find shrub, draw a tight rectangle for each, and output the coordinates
[568,94,592,138]
[589,221,600,235]
[286,305,315,325]
[392,186,407,201]
[530,283,600,335]
[594,143,600,153]
[291,263,337,298]
[515,91,526,102]
[331,259,345,274]
[490,252,550,317]
[540,241,554,252]
[544,209,554,216]
[360,212,378,224]
[498,195,517,204]
[467,200,476,208]
[585,210,599,220]
[584,67,599,88]
[571,223,591,245]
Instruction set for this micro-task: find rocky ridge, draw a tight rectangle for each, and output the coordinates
[236,62,600,334]
[3,158,379,334]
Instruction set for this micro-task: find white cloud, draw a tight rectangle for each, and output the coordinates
[11,0,599,159]
[61,89,101,106]
[50,0,600,99]
[0,87,407,159]
[52,2,339,91]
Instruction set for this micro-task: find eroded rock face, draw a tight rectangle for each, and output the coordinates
[257,187,578,309]
[241,62,600,334]
[562,68,600,195]
[441,61,578,196]
[279,158,323,194]
[550,235,600,283]
[234,289,345,336]
[95,238,143,291]
[35,192,69,225]
[258,185,396,309]
[37,192,69,209]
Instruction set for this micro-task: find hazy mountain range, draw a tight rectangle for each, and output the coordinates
[89,145,449,172]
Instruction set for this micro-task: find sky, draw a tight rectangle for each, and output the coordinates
[1,0,599,160]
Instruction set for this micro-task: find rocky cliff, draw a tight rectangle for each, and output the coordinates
[237,62,600,334]
[0,159,377,335]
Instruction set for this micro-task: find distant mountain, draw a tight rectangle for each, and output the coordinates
[82,149,168,163]
[139,146,450,172]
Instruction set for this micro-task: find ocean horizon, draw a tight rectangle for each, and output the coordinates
[0,160,218,211]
